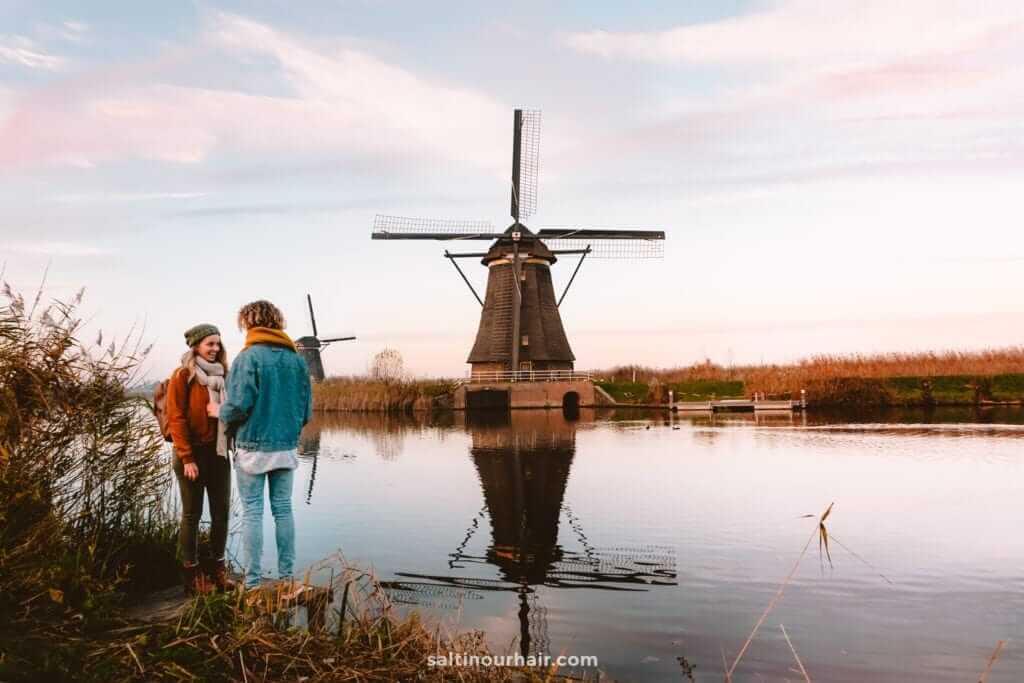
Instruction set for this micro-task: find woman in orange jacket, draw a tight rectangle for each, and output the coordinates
[166,323,235,595]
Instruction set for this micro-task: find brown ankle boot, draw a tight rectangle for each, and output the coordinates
[183,563,214,596]
[203,558,237,593]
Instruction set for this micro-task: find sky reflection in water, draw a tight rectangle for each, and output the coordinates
[243,407,1023,682]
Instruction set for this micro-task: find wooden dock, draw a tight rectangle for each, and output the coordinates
[613,398,805,412]
[674,398,802,412]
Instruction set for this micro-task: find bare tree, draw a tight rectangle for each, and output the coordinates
[369,348,404,383]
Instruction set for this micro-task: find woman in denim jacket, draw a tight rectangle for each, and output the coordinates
[211,300,312,589]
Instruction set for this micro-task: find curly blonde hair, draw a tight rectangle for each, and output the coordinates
[237,300,286,331]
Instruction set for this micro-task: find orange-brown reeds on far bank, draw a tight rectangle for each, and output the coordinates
[313,375,459,412]
[594,348,1024,407]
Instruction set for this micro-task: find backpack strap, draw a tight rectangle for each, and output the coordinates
[173,366,190,409]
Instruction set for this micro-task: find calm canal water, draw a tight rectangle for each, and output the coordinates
[233,407,1023,681]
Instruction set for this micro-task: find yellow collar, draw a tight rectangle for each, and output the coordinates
[243,327,296,351]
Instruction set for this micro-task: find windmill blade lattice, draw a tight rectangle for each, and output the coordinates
[539,227,666,259]
[515,110,541,221]
[372,214,499,240]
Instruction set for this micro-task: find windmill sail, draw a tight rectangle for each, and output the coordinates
[372,214,501,240]
[537,228,665,240]
[306,294,319,338]
[538,227,665,259]
[511,109,541,222]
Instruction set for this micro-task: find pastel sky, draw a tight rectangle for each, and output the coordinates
[1,1,1022,378]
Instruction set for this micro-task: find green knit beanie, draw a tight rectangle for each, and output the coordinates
[184,323,220,347]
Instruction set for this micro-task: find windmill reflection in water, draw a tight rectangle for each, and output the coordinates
[383,411,678,659]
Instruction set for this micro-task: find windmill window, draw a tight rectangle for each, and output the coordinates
[520,361,532,372]
[521,335,529,347]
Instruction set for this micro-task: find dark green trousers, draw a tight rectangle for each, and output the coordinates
[172,443,231,565]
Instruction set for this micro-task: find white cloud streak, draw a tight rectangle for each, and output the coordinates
[567,1,1023,68]
[51,192,208,203]
[0,34,66,71]
[34,20,90,45]
[3,241,113,256]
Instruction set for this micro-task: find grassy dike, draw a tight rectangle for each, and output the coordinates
[595,351,1024,408]
[0,288,563,682]
[596,374,1024,407]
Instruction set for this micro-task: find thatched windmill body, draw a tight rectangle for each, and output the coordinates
[372,110,665,380]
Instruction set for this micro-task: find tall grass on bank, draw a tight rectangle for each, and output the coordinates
[96,555,576,682]
[313,375,459,412]
[601,348,1024,385]
[0,283,179,678]
[596,348,1024,405]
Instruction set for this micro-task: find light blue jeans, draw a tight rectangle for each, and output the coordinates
[234,467,295,588]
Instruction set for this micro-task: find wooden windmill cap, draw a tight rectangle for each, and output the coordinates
[480,224,557,265]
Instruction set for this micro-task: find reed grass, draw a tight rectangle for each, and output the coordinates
[722,504,1011,682]
[977,640,1006,683]
[726,503,834,679]
[600,348,1024,384]
[0,281,180,678]
[90,555,585,682]
[595,348,1024,406]
[779,624,811,683]
[313,375,459,412]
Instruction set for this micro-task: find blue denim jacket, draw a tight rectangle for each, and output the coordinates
[220,343,312,452]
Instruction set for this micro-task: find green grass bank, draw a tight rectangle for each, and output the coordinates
[596,373,1024,407]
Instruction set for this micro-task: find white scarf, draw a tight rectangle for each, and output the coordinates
[193,356,229,457]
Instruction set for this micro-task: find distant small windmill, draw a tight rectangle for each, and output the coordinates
[294,294,355,383]
[372,109,665,378]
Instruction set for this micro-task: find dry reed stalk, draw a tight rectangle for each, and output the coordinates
[779,624,811,683]
[125,642,144,675]
[828,534,894,585]
[977,640,1006,683]
[726,503,833,679]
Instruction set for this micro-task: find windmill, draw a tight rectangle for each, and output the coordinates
[372,109,665,381]
[294,294,356,383]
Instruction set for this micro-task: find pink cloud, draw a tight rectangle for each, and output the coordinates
[0,12,508,171]
[815,60,994,99]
